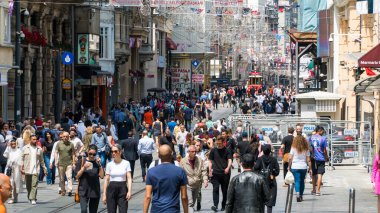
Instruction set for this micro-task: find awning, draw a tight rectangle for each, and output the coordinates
[354,74,380,94]
[358,43,380,68]
[166,37,177,50]
[295,91,346,100]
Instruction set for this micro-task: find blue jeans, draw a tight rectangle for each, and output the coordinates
[98,151,106,168]
[291,169,307,196]
[178,144,185,158]
[44,154,54,184]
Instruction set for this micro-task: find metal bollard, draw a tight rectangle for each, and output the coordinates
[349,188,355,213]
[285,183,294,213]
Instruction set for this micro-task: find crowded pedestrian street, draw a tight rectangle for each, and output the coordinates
[1,0,380,213]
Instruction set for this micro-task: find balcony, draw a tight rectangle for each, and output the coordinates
[130,25,149,41]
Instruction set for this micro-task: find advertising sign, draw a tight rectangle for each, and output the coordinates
[62,79,72,90]
[151,0,203,7]
[192,74,204,83]
[77,34,89,65]
[169,68,190,89]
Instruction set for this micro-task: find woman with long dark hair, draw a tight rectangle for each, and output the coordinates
[42,131,56,185]
[76,144,104,213]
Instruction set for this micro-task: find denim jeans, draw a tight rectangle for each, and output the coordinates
[44,154,54,184]
[98,151,106,168]
[178,144,185,158]
[291,169,307,196]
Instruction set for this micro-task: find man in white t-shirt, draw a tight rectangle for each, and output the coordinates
[69,130,84,157]
[176,125,188,158]
[276,100,284,114]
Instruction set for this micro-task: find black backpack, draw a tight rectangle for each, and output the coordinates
[259,160,272,185]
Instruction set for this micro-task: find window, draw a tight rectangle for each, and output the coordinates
[100,27,109,58]
[316,100,336,112]
[3,10,11,43]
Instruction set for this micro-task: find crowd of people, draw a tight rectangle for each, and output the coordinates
[0,84,377,213]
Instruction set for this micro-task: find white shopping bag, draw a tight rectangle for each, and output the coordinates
[284,171,294,184]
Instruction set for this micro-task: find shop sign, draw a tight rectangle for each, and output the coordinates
[158,56,165,68]
[62,79,72,90]
[91,76,106,86]
[77,34,89,65]
[192,74,204,83]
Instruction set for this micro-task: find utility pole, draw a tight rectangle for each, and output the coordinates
[14,0,21,125]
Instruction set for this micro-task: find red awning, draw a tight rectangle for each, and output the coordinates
[358,43,380,68]
[166,37,177,50]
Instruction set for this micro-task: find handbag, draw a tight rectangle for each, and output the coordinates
[284,171,295,184]
[283,153,289,162]
[74,158,85,203]
[5,166,12,177]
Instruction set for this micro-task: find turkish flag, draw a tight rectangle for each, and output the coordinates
[365,67,377,76]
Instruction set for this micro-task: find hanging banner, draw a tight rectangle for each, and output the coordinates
[77,34,89,65]
[151,0,204,7]
[213,0,243,7]
[111,0,142,6]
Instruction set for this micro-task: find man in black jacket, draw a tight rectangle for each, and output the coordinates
[225,153,270,213]
[119,131,139,178]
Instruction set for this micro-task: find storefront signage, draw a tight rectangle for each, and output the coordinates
[62,79,72,90]
[151,0,203,7]
[158,56,166,68]
[111,0,143,6]
[91,76,106,86]
[169,68,190,88]
[192,74,204,83]
[77,34,89,65]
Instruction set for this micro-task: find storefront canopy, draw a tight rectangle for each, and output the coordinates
[358,43,380,68]
[166,37,177,50]
[354,74,380,94]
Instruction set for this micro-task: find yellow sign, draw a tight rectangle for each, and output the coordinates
[62,79,72,90]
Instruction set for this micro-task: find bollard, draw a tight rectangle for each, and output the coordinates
[349,188,355,213]
[285,183,294,213]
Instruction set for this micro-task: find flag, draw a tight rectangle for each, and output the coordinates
[356,0,380,14]
[365,67,377,76]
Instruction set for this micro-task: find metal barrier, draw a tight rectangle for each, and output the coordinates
[329,121,372,169]
[285,183,294,213]
[349,188,355,213]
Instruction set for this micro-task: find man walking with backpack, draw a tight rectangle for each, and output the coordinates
[254,144,280,213]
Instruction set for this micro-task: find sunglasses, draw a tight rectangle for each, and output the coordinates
[111,150,119,153]
[88,153,96,156]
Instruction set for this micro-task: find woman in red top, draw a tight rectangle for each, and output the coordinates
[144,109,154,126]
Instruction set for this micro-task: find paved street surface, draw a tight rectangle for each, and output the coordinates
[6,106,377,213]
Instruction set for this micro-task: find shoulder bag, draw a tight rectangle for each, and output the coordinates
[74,158,85,203]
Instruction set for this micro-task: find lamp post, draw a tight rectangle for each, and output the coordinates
[14,0,21,124]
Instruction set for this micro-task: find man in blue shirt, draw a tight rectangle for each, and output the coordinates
[309,126,328,196]
[167,117,177,136]
[143,144,189,213]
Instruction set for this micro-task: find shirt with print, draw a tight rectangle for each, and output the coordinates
[56,141,74,166]
[310,134,327,161]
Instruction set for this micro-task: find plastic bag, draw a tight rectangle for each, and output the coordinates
[285,171,294,184]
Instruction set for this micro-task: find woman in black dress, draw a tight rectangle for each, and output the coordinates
[76,145,105,213]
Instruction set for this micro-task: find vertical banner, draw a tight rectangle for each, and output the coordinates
[77,34,89,65]
[317,10,330,57]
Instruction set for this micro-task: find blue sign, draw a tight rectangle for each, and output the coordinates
[191,59,200,67]
[62,52,74,65]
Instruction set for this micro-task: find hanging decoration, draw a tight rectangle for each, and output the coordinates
[21,26,48,47]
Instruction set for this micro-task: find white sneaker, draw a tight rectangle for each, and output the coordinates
[31,200,36,205]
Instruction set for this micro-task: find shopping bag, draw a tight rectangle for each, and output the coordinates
[284,171,294,184]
